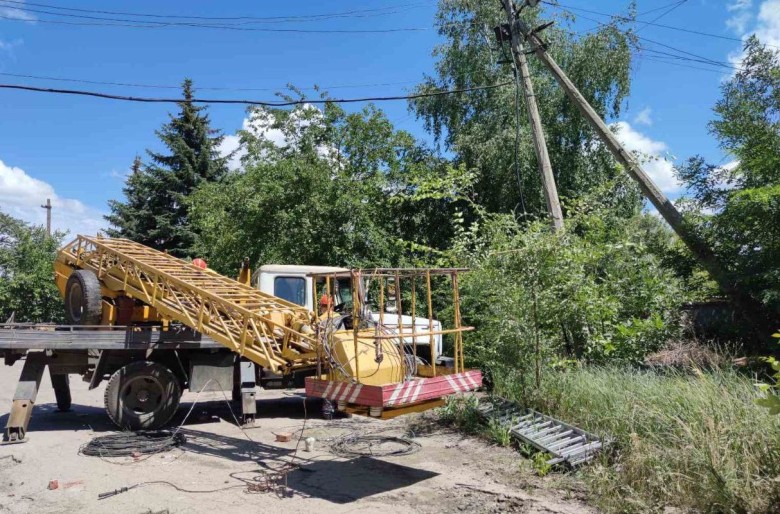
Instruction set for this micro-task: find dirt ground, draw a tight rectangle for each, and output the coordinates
[0,361,595,514]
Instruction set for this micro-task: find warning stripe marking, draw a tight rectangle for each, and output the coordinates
[347,384,363,403]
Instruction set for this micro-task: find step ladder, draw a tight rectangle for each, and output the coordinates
[477,399,604,466]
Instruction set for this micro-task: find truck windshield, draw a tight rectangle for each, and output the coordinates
[274,276,306,306]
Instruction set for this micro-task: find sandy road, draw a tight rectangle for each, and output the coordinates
[0,360,594,514]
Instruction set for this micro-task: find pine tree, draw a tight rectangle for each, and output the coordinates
[105,79,228,257]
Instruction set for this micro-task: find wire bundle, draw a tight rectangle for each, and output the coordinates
[330,434,421,458]
[80,430,186,457]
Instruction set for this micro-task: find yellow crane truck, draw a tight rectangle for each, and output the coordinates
[0,236,481,442]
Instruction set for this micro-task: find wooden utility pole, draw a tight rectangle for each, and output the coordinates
[41,198,51,236]
[500,0,563,231]
[508,10,774,337]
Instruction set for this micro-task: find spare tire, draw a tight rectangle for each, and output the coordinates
[64,270,103,325]
[104,361,182,430]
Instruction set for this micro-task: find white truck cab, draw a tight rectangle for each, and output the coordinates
[255,264,444,359]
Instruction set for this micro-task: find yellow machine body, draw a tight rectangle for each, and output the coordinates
[328,331,405,386]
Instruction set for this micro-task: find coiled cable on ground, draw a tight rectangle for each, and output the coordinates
[80,430,186,457]
[330,434,421,458]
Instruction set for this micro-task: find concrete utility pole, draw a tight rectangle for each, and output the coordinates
[500,0,564,231]
[41,198,51,236]
[508,7,774,337]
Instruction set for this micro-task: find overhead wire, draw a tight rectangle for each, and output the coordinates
[0,71,419,92]
[543,0,779,49]
[0,0,431,22]
[543,2,743,72]
[633,0,688,34]
[0,81,512,106]
[0,0,430,33]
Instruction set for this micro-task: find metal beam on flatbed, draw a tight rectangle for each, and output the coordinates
[0,325,222,351]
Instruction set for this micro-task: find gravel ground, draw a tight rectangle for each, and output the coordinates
[0,360,595,514]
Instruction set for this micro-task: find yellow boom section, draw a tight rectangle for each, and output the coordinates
[55,236,318,373]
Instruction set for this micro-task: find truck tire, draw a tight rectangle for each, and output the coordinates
[104,361,182,430]
[64,270,103,325]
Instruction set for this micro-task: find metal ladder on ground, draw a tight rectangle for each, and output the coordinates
[478,399,604,466]
[57,236,319,372]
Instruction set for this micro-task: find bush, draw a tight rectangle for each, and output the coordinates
[455,180,688,400]
[523,366,780,513]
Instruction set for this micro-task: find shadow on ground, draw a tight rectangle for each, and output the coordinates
[288,458,438,503]
[0,393,321,437]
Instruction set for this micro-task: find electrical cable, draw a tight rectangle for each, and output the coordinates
[0,71,418,92]
[634,0,688,34]
[543,2,744,72]
[0,0,431,23]
[330,434,421,458]
[511,64,528,216]
[97,379,309,499]
[0,3,429,33]
[542,0,778,47]
[80,430,185,457]
[0,81,512,106]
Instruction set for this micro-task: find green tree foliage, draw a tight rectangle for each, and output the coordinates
[0,211,64,323]
[410,1,636,216]
[106,79,229,257]
[436,175,685,393]
[189,96,455,274]
[676,38,780,314]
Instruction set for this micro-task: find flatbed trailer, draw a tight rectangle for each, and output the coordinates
[0,324,284,443]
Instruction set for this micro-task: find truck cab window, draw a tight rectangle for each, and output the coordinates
[274,276,306,306]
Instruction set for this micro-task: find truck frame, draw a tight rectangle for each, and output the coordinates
[1,236,481,442]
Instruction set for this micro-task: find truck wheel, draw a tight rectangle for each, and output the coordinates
[64,270,103,325]
[104,361,182,430]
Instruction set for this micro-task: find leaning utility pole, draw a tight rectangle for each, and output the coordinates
[508,3,774,337]
[500,0,564,231]
[41,198,51,236]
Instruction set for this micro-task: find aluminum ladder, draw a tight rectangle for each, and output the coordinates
[478,399,604,466]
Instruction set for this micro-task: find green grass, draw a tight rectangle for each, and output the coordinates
[509,366,780,513]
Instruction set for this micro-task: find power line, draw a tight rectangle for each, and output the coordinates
[0,81,512,106]
[634,0,688,33]
[0,3,429,33]
[0,71,419,92]
[0,0,431,22]
[642,56,741,74]
[544,2,740,71]
[543,0,776,47]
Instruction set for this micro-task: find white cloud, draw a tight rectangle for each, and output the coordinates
[722,160,740,172]
[0,0,36,22]
[728,0,780,69]
[0,159,106,237]
[219,105,337,170]
[611,121,682,195]
[726,0,753,34]
[633,107,653,127]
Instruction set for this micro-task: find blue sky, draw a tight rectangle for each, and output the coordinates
[0,0,777,235]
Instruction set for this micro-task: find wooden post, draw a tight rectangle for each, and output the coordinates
[500,0,564,231]
[40,198,51,235]
[511,14,775,336]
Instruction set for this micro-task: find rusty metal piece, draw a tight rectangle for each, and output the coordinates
[5,352,46,443]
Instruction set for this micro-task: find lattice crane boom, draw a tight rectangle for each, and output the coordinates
[55,236,318,372]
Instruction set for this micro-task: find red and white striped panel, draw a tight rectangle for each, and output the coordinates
[305,370,482,408]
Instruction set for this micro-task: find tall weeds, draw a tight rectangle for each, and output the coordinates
[517,367,780,512]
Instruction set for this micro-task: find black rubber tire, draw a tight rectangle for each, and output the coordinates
[64,270,103,325]
[104,361,182,430]
[51,374,72,412]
